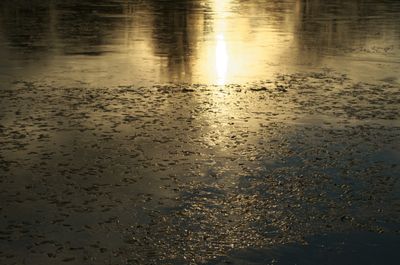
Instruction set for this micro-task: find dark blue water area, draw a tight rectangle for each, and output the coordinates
[208,232,400,265]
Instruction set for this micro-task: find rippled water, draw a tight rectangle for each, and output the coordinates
[1,0,399,86]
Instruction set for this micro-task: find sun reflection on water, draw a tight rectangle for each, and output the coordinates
[196,0,286,85]
[215,34,228,85]
[213,0,229,85]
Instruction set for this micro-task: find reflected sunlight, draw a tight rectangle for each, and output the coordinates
[196,0,287,85]
[213,0,230,16]
[211,0,230,85]
[215,34,228,85]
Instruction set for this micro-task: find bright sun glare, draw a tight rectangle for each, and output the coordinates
[213,0,230,85]
[215,34,228,85]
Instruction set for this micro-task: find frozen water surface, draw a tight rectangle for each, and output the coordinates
[0,0,399,264]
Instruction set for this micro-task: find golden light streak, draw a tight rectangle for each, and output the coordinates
[215,34,228,85]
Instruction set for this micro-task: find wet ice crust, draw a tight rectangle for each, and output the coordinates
[0,71,399,264]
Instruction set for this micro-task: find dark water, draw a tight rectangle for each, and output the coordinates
[0,0,399,86]
[210,232,400,265]
[0,1,400,265]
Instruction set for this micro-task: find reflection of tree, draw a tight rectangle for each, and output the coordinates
[0,0,126,55]
[55,0,123,55]
[293,0,400,57]
[148,0,207,83]
[0,0,52,51]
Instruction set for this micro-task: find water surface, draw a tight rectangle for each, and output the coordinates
[1,0,399,86]
[0,1,399,264]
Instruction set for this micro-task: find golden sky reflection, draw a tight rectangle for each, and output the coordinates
[196,0,290,85]
[211,0,229,85]
[0,0,399,86]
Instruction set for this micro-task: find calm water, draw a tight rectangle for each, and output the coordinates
[1,0,400,86]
